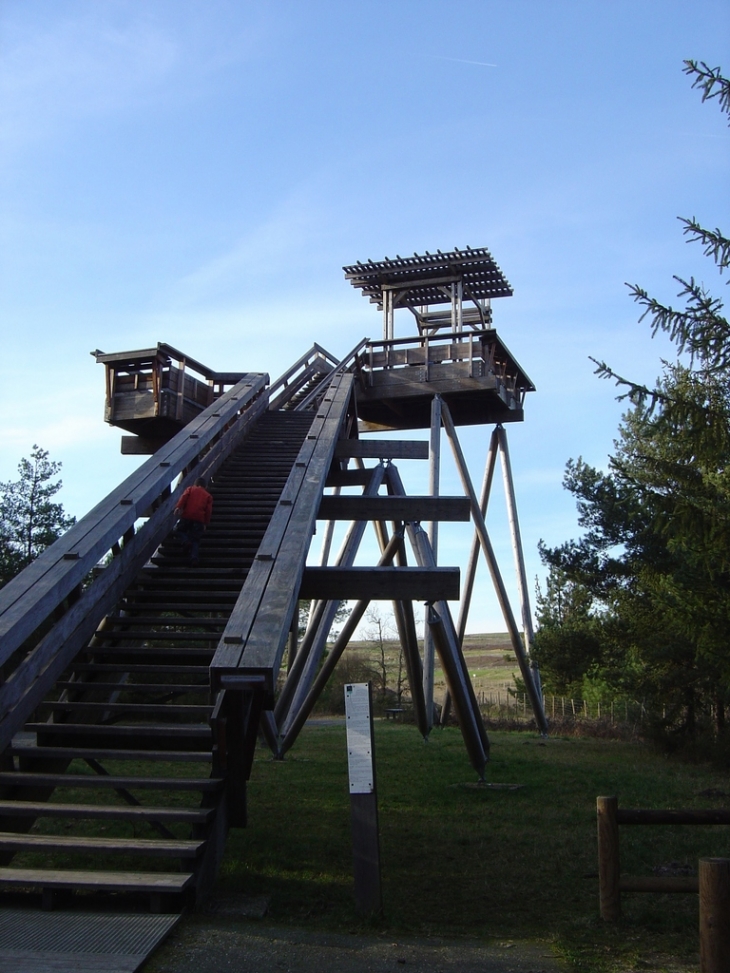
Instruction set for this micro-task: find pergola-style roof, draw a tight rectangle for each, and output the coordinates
[343,246,513,309]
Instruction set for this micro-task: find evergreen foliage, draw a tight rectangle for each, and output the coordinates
[0,445,75,587]
[535,62,730,743]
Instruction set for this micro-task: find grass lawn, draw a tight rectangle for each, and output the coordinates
[219,722,730,972]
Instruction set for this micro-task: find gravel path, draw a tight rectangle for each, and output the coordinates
[143,915,562,973]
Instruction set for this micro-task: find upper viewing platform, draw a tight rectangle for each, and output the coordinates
[343,245,513,338]
[344,246,534,431]
[94,343,247,454]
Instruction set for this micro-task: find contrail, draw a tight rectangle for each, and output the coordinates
[426,54,497,68]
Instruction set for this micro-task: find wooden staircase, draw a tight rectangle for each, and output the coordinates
[0,410,313,911]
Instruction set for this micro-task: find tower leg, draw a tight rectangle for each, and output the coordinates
[423,395,442,729]
[443,428,499,724]
[440,402,549,735]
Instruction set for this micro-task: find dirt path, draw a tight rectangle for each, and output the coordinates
[143,914,562,973]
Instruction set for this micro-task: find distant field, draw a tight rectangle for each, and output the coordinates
[343,631,518,700]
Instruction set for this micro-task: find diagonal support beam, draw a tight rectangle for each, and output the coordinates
[277,531,405,756]
[275,464,386,730]
[497,425,534,646]
[371,520,430,739]
[439,401,548,735]
[387,466,489,776]
[423,394,442,729]
[442,426,500,724]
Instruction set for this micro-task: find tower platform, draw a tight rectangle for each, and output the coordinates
[353,328,533,431]
[343,246,533,430]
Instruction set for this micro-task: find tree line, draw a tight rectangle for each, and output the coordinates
[533,61,730,753]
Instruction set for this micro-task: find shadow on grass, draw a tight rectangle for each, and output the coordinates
[214,724,719,971]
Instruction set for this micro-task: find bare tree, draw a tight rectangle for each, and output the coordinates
[363,606,399,702]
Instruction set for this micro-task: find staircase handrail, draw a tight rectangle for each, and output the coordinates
[292,337,368,412]
[268,343,339,401]
[0,373,269,752]
[211,371,354,695]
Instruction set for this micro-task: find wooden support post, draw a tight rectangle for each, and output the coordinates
[496,426,534,649]
[700,858,730,973]
[597,795,620,921]
[497,425,545,719]
[345,682,382,915]
[391,537,429,739]
[175,357,186,422]
[319,485,340,565]
[371,521,429,739]
[440,401,549,736]
[278,466,385,729]
[389,461,489,776]
[423,395,442,729]
[446,427,499,724]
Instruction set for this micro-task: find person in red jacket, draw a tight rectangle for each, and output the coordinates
[174,476,213,565]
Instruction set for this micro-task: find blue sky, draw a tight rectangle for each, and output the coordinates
[1,0,728,632]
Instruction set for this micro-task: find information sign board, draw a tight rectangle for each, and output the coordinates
[345,682,374,794]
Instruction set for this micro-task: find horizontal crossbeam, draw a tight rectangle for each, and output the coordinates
[317,496,470,522]
[299,566,460,601]
[334,440,428,459]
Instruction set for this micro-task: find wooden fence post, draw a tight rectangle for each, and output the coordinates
[700,858,730,972]
[597,796,620,920]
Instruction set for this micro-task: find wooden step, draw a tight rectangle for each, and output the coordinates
[119,603,236,613]
[9,746,212,763]
[0,832,204,857]
[0,772,222,791]
[69,664,209,676]
[25,723,212,751]
[55,682,209,693]
[84,646,215,659]
[103,616,227,627]
[0,800,214,823]
[0,866,193,894]
[94,630,221,642]
[41,702,213,717]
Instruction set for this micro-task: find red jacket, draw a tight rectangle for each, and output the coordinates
[175,485,213,525]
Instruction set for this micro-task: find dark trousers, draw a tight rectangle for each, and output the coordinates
[175,519,205,560]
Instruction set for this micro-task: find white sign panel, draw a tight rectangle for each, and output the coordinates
[345,683,374,794]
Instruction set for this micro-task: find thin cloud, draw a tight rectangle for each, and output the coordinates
[426,54,497,68]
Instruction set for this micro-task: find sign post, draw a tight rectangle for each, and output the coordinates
[344,682,382,915]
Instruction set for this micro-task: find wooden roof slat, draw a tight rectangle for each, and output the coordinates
[343,245,512,308]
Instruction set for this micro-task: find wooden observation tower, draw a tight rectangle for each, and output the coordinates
[0,245,546,916]
[342,246,545,733]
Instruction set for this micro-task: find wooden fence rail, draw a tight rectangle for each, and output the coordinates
[598,797,730,972]
[597,795,729,908]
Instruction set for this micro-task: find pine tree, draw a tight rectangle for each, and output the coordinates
[537,62,730,738]
[0,445,75,587]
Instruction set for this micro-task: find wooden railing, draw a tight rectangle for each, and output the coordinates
[357,330,533,407]
[597,795,730,916]
[267,343,339,411]
[0,373,269,754]
[598,797,730,972]
[291,338,368,413]
[210,372,354,818]
[211,371,355,695]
